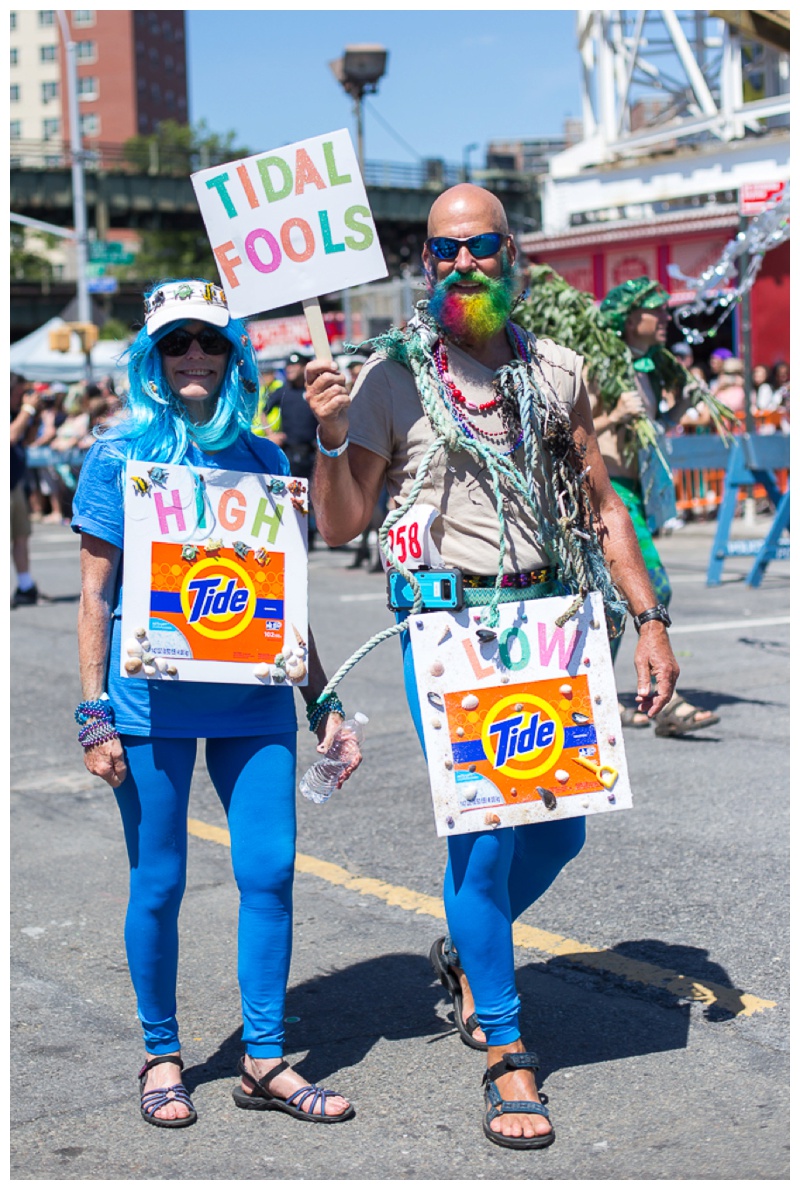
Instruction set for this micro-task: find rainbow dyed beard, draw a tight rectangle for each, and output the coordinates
[427,251,518,344]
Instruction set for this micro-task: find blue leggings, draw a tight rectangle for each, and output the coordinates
[401,631,586,1047]
[114,733,297,1058]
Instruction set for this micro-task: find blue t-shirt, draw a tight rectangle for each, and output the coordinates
[72,434,299,739]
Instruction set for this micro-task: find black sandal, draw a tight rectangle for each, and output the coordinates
[482,1051,555,1151]
[138,1055,197,1128]
[429,936,488,1051]
[231,1057,355,1123]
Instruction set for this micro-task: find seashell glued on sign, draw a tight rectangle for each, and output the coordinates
[125,639,144,657]
[484,812,501,827]
[253,662,271,680]
[461,693,479,710]
[124,657,143,674]
[536,786,558,811]
[430,660,445,677]
[285,656,307,682]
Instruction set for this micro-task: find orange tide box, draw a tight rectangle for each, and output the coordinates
[146,541,286,663]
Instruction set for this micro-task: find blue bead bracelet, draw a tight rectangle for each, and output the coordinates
[306,694,345,733]
[75,697,115,726]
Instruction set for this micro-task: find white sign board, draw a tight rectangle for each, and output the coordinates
[739,181,786,217]
[191,128,388,320]
[408,593,632,837]
[121,461,308,685]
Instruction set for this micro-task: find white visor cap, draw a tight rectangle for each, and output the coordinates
[144,280,230,337]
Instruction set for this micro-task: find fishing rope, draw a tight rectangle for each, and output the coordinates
[317,304,626,701]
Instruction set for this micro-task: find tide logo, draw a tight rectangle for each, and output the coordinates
[481,693,564,780]
[179,557,256,640]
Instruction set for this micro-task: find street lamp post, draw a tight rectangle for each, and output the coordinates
[329,45,388,342]
[57,9,92,377]
[329,44,388,174]
[462,142,479,183]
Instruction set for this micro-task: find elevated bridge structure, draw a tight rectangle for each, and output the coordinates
[11,145,539,336]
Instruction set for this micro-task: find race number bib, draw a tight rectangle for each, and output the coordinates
[381,503,443,571]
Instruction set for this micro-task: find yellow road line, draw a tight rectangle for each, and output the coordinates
[187,817,775,1019]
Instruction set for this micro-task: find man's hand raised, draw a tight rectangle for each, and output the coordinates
[305,358,350,449]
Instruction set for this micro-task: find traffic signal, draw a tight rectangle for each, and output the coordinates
[48,326,72,352]
[48,322,99,352]
[71,322,99,351]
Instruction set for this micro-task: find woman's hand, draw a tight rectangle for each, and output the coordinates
[314,713,362,790]
[83,737,128,788]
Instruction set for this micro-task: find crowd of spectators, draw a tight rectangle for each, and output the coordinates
[668,344,790,436]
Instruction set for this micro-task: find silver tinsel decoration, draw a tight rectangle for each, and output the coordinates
[668,183,790,345]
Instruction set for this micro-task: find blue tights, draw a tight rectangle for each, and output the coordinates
[114,733,297,1058]
[401,630,586,1047]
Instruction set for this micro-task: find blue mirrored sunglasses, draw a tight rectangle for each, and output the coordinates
[427,232,506,261]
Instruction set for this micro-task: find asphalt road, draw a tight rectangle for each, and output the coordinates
[11,513,789,1180]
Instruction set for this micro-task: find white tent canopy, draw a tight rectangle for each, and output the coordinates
[9,318,131,385]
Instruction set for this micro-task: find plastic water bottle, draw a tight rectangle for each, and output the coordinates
[299,713,368,804]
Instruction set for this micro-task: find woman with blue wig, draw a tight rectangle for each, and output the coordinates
[72,279,358,1128]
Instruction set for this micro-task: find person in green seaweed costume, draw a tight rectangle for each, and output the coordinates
[591,277,721,735]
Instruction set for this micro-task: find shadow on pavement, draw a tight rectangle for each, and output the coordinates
[182,952,444,1093]
[182,939,743,1094]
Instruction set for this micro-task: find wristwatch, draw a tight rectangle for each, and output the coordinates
[632,604,672,633]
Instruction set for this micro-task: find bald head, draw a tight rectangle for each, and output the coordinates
[427,184,509,238]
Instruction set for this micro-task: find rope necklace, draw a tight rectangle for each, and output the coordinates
[316,302,627,704]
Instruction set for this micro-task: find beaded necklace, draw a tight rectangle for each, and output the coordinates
[443,389,524,456]
[433,341,501,411]
[434,325,529,455]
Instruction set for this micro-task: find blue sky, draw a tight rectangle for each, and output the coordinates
[186,9,582,166]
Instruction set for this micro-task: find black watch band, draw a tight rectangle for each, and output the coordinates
[632,604,672,633]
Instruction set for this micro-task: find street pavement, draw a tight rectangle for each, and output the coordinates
[11,511,789,1180]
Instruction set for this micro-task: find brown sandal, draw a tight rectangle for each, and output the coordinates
[654,697,720,737]
[619,704,652,729]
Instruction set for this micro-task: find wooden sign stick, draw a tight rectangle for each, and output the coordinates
[302,296,331,359]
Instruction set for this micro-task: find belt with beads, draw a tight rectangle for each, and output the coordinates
[462,567,556,590]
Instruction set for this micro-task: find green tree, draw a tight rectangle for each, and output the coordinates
[117,229,219,286]
[122,119,251,177]
[10,228,58,282]
[98,318,130,341]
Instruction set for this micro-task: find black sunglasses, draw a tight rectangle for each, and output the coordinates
[426,232,507,261]
[157,328,231,357]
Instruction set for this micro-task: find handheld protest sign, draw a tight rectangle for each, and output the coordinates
[120,462,308,685]
[408,593,632,837]
[191,128,388,354]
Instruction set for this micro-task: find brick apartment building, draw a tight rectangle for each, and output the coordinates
[10,8,188,160]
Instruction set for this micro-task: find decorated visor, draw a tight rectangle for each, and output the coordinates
[144,280,230,337]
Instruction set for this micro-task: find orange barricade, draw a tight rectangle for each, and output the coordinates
[671,414,789,518]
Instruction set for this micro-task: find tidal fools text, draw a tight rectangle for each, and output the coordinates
[202,139,376,288]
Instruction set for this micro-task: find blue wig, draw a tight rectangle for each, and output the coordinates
[99,278,259,466]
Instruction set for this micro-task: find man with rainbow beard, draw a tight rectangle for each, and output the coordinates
[305,184,680,1149]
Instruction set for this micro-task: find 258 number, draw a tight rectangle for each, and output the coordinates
[386,522,422,564]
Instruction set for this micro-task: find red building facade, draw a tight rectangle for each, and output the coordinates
[520,210,790,370]
[58,10,187,151]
